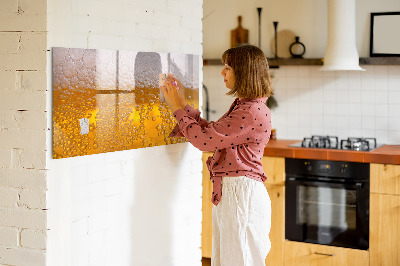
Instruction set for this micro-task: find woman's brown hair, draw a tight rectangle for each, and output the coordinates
[221,44,273,99]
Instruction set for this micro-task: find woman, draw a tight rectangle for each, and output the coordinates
[161,44,273,266]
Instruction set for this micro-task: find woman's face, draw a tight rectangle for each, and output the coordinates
[220,64,235,89]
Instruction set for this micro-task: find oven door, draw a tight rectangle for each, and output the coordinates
[285,177,369,250]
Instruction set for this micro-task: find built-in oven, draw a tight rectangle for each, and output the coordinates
[285,158,370,250]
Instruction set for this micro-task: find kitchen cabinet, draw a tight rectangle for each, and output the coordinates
[202,152,213,258]
[284,241,369,266]
[201,154,286,265]
[261,156,285,266]
[370,163,400,195]
[370,163,400,266]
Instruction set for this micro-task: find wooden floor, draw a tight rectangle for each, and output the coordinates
[202,257,211,266]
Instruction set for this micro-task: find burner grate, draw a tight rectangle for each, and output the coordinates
[340,137,377,151]
[301,135,339,149]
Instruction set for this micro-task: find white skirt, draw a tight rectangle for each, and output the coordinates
[212,176,271,266]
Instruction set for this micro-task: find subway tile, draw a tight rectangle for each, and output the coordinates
[311,102,324,113]
[375,104,389,117]
[388,65,400,76]
[348,103,362,116]
[349,128,362,137]
[323,115,336,129]
[298,67,311,78]
[348,73,362,90]
[361,128,375,138]
[374,77,388,91]
[336,103,349,116]
[284,66,298,77]
[311,87,323,101]
[348,90,362,103]
[322,70,335,78]
[388,131,400,144]
[388,117,400,131]
[335,72,349,89]
[374,65,388,77]
[323,103,336,115]
[298,77,311,89]
[323,86,336,103]
[310,77,324,90]
[374,117,389,131]
[361,73,374,90]
[374,130,389,144]
[362,116,375,130]
[388,91,400,104]
[374,90,388,104]
[335,115,349,129]
[348,116,362,129]
[286,77,299,89]
[336,90,349,103]
[361,90,375,104]
[389,104,400,117]
[310,66,324,77]
[361,104,375,117]
[388,75,400,91]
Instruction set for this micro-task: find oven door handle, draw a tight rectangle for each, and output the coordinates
[287,177,364,189]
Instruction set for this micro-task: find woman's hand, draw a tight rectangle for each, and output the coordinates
[161,76,187,113]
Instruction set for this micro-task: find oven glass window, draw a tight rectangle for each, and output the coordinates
[297,186,356,230]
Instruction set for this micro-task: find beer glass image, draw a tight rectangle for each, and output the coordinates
[52,47,199,159]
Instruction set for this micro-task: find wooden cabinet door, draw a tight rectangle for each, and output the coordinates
[264,184,284,266]
[262,156,285,186]
[370,193,400,266]
[284,241,369,266]
[201,152,213,258]
[370,163,400,195]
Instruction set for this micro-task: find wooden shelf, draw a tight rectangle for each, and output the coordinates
[203,58,323,67]
[203,57,400,67]
[359,57,400,65]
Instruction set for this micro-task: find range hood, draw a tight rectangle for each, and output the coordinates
[320,0,365,71]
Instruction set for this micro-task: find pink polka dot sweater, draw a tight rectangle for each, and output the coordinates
[169,97,272,206]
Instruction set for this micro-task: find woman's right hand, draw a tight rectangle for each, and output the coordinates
[171,76,187,108]
[161,76,187,113]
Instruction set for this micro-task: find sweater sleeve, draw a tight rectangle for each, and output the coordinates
[172,105,257,152]
[169,104,211,138]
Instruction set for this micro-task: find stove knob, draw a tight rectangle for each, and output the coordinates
[305,162,312,171]
[340,164,347,174]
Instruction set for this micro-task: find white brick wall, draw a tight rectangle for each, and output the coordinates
[46,1,203,266]
[0,0,48,265]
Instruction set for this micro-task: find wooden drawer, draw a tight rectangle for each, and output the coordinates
[284,241,369,266]
[370,163,400,196]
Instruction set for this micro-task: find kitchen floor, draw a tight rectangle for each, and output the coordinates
[202,257,211,266]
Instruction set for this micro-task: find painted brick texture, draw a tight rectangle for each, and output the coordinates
[46,0,203,266]
[0,0,48,265]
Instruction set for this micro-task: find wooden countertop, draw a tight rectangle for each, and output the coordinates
[263,139,400,165]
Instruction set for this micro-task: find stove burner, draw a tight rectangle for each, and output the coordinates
[301,135,339,149]
[340,137,377,151]
[295,136,378,151]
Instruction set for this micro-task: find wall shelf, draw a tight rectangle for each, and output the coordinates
[359,57,400,65]
[203,57,400,67]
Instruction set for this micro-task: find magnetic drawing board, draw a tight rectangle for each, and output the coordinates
[52,47,199,159]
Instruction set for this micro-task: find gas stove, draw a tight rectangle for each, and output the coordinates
[289,135,381,151]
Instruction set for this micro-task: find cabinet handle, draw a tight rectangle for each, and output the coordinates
[314,252,335,257]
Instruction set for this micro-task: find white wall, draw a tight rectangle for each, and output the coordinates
[203,0,400,145]
[0,0,48,265]
[203,0,400,58]
[46,0,203,266]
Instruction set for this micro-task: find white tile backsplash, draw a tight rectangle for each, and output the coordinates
[204,65,400,144]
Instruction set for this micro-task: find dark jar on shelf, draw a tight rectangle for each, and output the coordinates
[289,36,306,58]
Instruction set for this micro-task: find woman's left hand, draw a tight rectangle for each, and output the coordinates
[161,76,187,113]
